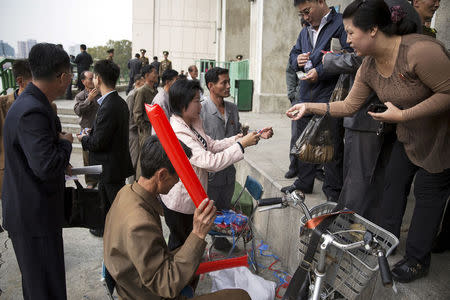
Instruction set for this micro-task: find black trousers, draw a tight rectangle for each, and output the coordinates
[378,140,417,237]
[126,76,135,95]
[65,82,72,100]
[288,117,299,174]
[293,115,344,199]
[338,129,395,222]
[10,230,67,300]
[379,141,450,264]
[161,201,193,251]
[207,182,235,211]
[98,180,125,226]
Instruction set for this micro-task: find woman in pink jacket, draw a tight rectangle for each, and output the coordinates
[160,79,270,250]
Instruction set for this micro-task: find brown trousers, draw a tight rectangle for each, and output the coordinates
[193,289,250,300]
[82,150,99,187]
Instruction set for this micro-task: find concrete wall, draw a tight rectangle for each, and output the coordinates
[434,0,450,48]
[132,0,217,72]
[249,0,301,113]
[224,0,251,61]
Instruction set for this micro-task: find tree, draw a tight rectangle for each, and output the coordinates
[88,39,132,78]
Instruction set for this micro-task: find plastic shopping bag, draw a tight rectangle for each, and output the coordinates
[210,266,276,300]
[291,113,335,164]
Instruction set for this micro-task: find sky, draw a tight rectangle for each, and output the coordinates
[0,0,132,53]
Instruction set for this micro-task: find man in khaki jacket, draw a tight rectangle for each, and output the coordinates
[104,136,250,300]
[133,64,158,179]
[0,60,33,194]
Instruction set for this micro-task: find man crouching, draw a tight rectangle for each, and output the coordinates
[104,135,250,300]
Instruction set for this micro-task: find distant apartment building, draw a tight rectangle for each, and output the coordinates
[0,40,15,58]
[16,39,37,58]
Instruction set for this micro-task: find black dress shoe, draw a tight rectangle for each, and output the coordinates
[281,184,297,194]
[89,229,104,237]
[284,170,297,179]
[391,257,429,283]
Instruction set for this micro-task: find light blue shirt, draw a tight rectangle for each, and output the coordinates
[97,90,116,106]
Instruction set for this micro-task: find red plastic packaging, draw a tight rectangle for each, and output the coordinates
[145,104,208,208]
[195,255,249,275]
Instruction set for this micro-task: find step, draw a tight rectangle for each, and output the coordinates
[59,114,79,125]
[71,143,82,153]
[57,106,76,116]
[62,123,82,135]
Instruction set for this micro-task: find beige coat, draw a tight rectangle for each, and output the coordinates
[160,115,243,214]
[104,183,206,300]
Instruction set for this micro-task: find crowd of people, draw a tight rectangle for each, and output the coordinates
[0,0,447,299]
[286,0,448,285]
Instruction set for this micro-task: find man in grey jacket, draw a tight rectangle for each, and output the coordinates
[201,67,273,250]
[74,70,100,188]
[201,68,241,214]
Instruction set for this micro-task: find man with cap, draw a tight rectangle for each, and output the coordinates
[106,49,114,61]
[140,49,149,66]
[159,50,172,77]
[127,53,143,95]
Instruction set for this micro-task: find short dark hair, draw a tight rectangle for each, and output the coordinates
[162,69,179,86]
[141,64,157,77]
[188,65,197,73]
[134,74,143,81]
[28,43,70,80]
[294,0,316,6]
[80,70,91,81]
[343,0,417,36]
[107,49,114,54]
[140,135,192,179]
[93,60,120,88]
[80,44,87,50]
[205,67,229,89]
[135,53,140,58]
[12,59,32,81]
[153,56,158,60]
[169,79,203,116]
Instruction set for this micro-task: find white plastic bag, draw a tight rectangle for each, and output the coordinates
[209,267,276,300]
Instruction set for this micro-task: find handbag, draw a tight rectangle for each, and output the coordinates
[64,180,104,229]
[290,74,350,164]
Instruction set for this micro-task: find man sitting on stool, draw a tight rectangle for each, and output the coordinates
[103,136,250,300]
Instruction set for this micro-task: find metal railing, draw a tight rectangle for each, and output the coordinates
[0,58,16,95]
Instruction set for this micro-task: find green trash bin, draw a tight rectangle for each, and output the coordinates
[235,79,253,111]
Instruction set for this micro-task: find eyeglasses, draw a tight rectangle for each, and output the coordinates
[298,7,312,17]
[56,72,74,79]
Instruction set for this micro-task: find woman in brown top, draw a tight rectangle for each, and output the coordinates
[287,0,449,284]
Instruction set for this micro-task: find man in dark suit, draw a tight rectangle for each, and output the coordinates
[78,59,134,237]
[126,53,142,95]
[74,44,93,91]
[2,43,73,300]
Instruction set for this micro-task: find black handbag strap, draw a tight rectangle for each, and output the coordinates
[74,179,84,190]
[282,201,344,300]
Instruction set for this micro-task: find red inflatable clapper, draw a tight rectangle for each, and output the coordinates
[196,255,249,275]
[145,104,208,208]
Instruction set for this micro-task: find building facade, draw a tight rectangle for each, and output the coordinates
[133,0,449,112]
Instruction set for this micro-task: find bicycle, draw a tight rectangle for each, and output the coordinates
[257,190,399,300]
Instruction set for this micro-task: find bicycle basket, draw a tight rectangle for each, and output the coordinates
[298,202,399,299]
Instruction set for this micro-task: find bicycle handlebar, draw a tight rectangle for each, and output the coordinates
[258,197,283,206]
[322,232,393,286]
[377,250,393,286]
